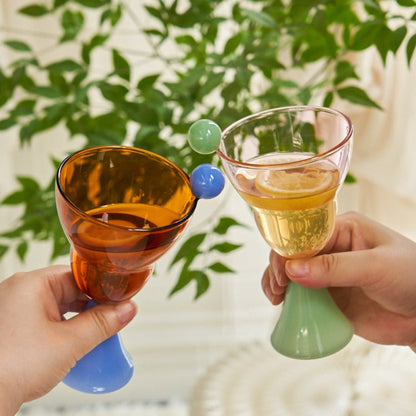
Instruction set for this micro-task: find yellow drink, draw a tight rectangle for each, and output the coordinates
[236,153,339,257]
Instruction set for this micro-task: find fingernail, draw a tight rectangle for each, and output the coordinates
[286,260,309,277]
[115,301,137,325]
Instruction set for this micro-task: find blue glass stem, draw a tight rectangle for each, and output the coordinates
[63,300,134,394]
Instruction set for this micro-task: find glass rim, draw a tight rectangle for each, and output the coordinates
[216,105,353,169]
[56,145,198,233]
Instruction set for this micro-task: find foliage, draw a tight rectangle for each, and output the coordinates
[0,0,415,298]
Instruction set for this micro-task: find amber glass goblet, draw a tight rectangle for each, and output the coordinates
[56,145,197,393]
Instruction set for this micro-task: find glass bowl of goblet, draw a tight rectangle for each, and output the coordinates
[56,145,197,392]
[217,105,354,359]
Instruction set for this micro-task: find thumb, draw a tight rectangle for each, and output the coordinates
[285,250,377,289]
[63,300,137,358]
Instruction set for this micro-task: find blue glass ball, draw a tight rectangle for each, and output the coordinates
[190,164,225,199]
[187,119,222,154]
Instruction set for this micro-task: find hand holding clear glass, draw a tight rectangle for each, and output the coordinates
[218,106,354,359]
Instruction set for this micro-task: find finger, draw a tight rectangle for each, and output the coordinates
[270,251,289,287]
[65,299,89,314]
[42,265,87,310]
[261,265,274,301]
[321,212,389,255]
[63,301,137,358]
[285,248,380,289]
[262,264,286,305]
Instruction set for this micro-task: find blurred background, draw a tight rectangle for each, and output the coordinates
[2,1,416,415]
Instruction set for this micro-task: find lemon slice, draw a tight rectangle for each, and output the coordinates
[256,167,333,196]
[254,166,338,210]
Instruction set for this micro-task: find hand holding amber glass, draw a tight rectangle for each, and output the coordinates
[56,146,197,393]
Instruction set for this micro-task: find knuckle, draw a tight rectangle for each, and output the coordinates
[320,253,338,275]
[90,309,113,339]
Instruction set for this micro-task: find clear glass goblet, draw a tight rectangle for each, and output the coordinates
[217,106,354,359]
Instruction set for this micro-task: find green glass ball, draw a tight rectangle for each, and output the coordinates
[187,119,222,154]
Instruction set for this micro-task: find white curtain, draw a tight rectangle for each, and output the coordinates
[337,47,416,240]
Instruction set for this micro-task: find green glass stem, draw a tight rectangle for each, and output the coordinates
[271,281,354,359]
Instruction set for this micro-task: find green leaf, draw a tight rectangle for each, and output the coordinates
[60,9,84,42]
[361,0,384,14]
[297,88,312,104]
[106,4,123,26]
[75,0,110,8]
[17,176,41,193]
[195,271,210,299]
[17,240,28,262]
[337,86,382,109]
[389,26,407,54]
[137,74,160,91]
[83,33,110,62]
[170,233,206,266]
[208,262,234,273]
[200,72,224,97]
[2,191,27,205]
[45,59,83,72]
[19,73,36,91]
[300,27,336,62]
[37,102,69,131]
[97,81,129,102]
[175,34,197,48]
[213,217,245,235]
[18,4,49,16]
[51,221,69,260]
[75,112,127,146]
[323,91,334,107]
[0,245,9,261]
[2,176,41,204]
[223,33,242,55]
[10,99,36,116]
[4,40,32,52]
[19,118,39,144]
[351,21,383,51]
[134,125,160,146]
[210,242,242,254]
[145,5,162,20]
[10,66,27,89]
[0,118,17,130]
[396,0,416,6]
[345,172,357,183]
[90,33,110,48]
[334,60,359,85]
[53,0,69,9]
[407,34,416,66]
[241,8,277,28]
[169,268,198,296]
[112,49,130,82]
[28,85,62,98]
[48,71,70,94]
[72,70,88,87]
[81,44,92,65]
[121,101,159,125]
